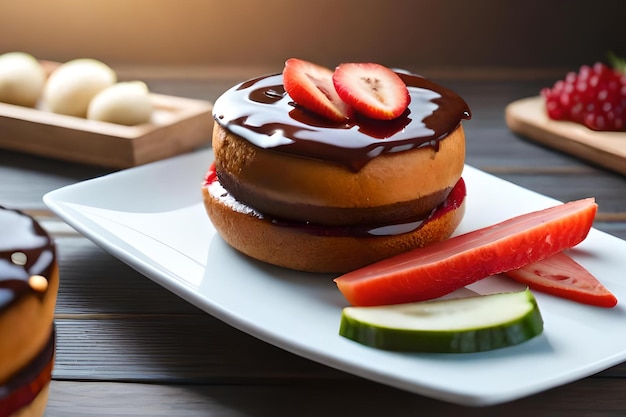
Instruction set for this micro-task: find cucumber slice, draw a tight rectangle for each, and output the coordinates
[339,289,543,353]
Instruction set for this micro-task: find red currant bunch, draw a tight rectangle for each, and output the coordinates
[541,60,626,132]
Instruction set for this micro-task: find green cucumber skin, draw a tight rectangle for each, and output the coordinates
[339,294,544,353]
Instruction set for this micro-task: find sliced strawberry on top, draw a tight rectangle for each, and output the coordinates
[332,62,410,120]
[282,58,351,122]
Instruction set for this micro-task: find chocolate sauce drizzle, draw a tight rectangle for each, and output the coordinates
[0,207,55,313]
[213,71,471,172]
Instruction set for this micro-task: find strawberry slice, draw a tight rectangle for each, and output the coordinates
[332,62,410,120]
[335,198,597,306]
[504,252,617,308]
[282,58,351,122]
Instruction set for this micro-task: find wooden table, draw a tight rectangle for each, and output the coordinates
[3,73,626,416]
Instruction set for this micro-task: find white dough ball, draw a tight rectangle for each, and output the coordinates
[0,52,46,107]
[87,81,153,125]
[43,58,117,117]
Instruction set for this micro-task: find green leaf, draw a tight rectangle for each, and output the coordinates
[607,51,626,74]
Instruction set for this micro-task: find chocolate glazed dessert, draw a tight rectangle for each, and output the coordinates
[203,65,471,273]
[1,207,58,417]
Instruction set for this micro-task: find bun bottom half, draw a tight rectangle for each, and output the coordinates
[202,177,466,274]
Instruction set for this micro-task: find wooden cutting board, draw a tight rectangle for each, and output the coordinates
[505,96,626,176]
[0,94,213,169]
[0,60,214,169]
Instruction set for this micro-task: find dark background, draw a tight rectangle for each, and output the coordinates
[1,0,625,76]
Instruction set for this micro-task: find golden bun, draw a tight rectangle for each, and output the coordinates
[204,69,470,273]
[213,123,465,226]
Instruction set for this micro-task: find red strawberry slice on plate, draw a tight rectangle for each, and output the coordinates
[335,198,598,306]
[282,58,352,122]
[504,252,617,308]
[333,62,410,120]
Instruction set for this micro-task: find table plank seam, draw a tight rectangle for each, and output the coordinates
[54,313,203,320]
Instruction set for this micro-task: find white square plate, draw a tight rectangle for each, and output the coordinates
[44,149,626,406]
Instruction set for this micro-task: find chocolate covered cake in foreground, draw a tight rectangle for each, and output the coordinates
[1,207,57,417]
[203,59,470,273]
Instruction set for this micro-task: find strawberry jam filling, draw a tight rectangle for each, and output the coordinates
[0,327,55,417]
[204,164,466,238]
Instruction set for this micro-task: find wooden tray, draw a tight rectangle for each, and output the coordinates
[505,96,626,176]
[0,61,213,168]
